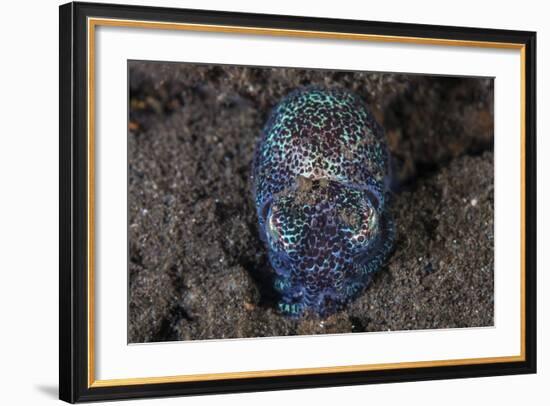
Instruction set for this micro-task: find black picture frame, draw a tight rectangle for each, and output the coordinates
[59,1,537,403]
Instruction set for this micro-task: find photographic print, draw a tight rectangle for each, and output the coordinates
[60,3,535,401]
[128,62,494,343]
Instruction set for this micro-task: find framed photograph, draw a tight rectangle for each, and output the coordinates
[59,1,537,403]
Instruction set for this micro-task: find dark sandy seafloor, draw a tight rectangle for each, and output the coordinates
[128,61,494,343]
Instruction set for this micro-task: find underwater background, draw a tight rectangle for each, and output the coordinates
[127,61,494,342]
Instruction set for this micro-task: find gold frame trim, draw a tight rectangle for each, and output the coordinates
[87,17,527,388]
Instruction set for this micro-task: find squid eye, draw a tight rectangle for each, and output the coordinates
[364,188,381,211]
[260,199,272,223]
[266,206,281,243]
[350,207,379,245]
[368,208,379,230]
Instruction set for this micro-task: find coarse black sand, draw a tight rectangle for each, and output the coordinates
[128,61,494,343]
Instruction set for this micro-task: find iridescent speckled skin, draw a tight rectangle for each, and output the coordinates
[252,88,394,317]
